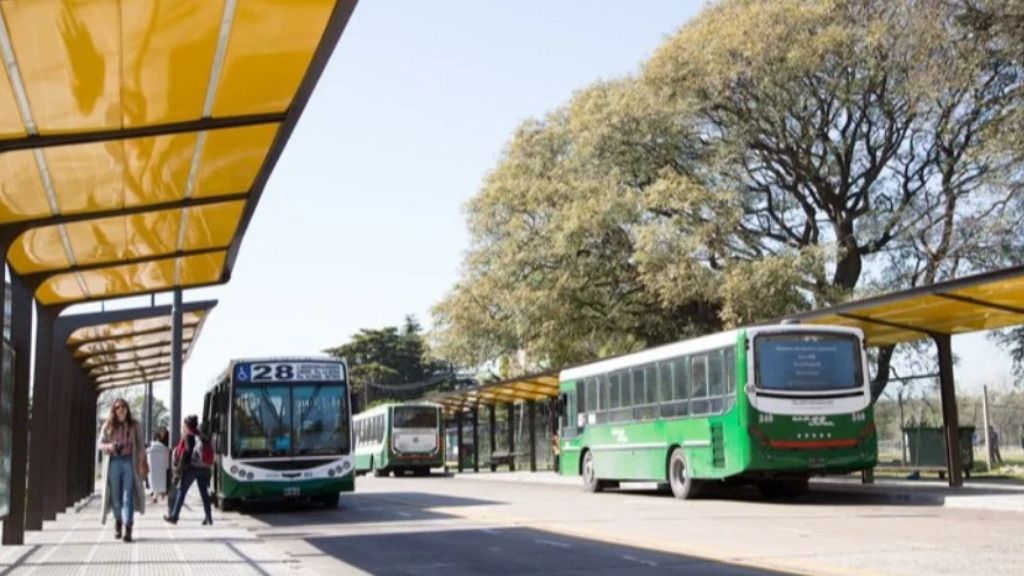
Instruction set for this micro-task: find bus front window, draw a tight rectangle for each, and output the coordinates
[392,406,438,429]
[293,385,350,456]
[232,386,291,457]
[755,334,862,392]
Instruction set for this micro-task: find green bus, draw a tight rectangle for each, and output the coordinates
[557,324,876,499]
[203,357,354,510]
[353,403,444,477]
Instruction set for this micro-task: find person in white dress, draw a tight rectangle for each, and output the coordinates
[147,427,170,504]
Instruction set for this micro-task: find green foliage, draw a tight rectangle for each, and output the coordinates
[432,0,1024,390]
[324,315,450,405]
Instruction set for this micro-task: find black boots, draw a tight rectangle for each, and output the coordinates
[114,519,122,539]
[123,525,133,543]
[202,518,213,526]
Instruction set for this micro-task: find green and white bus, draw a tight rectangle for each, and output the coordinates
[353,403,444,477]
[558,324,877,499]
[203,356,354,510]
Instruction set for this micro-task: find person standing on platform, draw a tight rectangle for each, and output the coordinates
[165,415,214,525]
[147,427,170,504]
[99,399,148,543]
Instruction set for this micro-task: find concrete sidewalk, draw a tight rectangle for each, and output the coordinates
[0,492,309,575]
[451,469,1024,513]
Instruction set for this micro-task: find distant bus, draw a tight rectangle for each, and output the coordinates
[354,403,444,477]
[203,356,354,510]
[557,324,877,498]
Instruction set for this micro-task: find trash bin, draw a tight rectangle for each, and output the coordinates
[902,426,974,477]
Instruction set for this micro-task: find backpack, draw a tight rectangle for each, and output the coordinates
[190,434,215,468]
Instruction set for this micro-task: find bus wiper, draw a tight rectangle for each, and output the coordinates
[300,385,322,425]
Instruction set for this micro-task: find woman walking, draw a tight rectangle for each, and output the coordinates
[165,415,213,525]
[99,399,148,542]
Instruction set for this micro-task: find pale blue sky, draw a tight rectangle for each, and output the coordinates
[72,1,1015,417]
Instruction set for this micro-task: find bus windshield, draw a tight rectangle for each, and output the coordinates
[232,383,350,458]
[393,406,438,429]
[755,333,862,392]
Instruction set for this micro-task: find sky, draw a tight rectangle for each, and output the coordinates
[70,1,1017,419]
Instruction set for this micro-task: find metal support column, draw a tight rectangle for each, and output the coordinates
[52,352,71,514]
[487,405,497,471]
[170,289,184,447]
[26,303,56,530]
[528,400,537,472]
[2,274,32,544]
[934,334,963,487]
[456,412,464,473]
[471,405,479,473]
[506,403,516,472]
[145,381,154,443]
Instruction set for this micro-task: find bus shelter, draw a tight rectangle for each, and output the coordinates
[430,372,560,474]
[0,0,359,545]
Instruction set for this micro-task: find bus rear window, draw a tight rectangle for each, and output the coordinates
[755,334,861,391]
[393,407,438,429]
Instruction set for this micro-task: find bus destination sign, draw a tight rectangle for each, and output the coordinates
[235,361,346,383]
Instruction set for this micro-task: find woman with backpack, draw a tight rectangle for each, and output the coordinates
[164,415,214,525]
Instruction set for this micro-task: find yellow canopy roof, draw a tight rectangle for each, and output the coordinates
[430,371,560,414]
[66,305,213,390]
[0,0,358,305]
[787,265,1024,346]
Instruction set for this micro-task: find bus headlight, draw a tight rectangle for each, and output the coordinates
[341,461,351,471]
[246,472,254,480]
[328,469,336,477]
[230,465,239,475]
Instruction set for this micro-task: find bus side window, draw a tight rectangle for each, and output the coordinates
[673,357,690,417]
[724,347,737,412]
[596,374,609,425]
[691,355,709,415]
[708,350,725,414]
[659,361,674,418]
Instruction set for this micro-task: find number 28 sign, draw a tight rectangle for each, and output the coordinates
[234,361,346,383]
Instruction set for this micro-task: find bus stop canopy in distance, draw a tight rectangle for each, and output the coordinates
[784,264,1024,344]
[431,371,560,416]
[67,303,215,391]
[0,0,358,305]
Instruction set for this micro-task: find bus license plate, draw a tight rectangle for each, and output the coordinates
[809,456,825,468]
[284,487,300,497]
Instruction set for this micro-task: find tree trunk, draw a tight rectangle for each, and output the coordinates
[870,345,896,403]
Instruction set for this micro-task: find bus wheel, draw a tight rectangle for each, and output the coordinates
[582,451,604,493]
[668,449,698,500]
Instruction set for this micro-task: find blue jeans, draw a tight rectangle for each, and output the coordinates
[170,467,212,520]
[108,455,135,526]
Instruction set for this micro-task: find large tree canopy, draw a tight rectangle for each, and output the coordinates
[432,0,1024,395]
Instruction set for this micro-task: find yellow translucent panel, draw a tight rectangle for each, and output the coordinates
[65,216,126,267]
[0,150,53,223]
[193,123,278,197]
[67,311,204,345]
[179,252,226,285]
[212,0,335,117]
[123,259,178,293]
[1,0,121,134]
[97,372,170,388]
[0,66,27,137]
[125,209,180,259]
[123,132,198,206]
[954,278,1024,311]
[36,272,86,305]
[44,141,124,215]
[184,201,244,250]
[74,326,197,358]
[7,225,70,274]
[82,346,171,368]
[120,0,222,126]
[90,356,171,378]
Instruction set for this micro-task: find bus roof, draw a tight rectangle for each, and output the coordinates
[559,324,863,382]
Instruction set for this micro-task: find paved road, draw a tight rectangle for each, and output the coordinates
[234,474,1024,576]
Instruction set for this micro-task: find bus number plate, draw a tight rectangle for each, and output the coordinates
[809,456,825,468]
[284,487,300,497]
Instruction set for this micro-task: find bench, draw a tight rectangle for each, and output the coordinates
[487,450,516,472]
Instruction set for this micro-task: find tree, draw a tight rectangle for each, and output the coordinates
[324,316,451,408]
[432,0,1024,397]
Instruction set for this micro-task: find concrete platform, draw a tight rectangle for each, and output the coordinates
[0,492,310,575]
